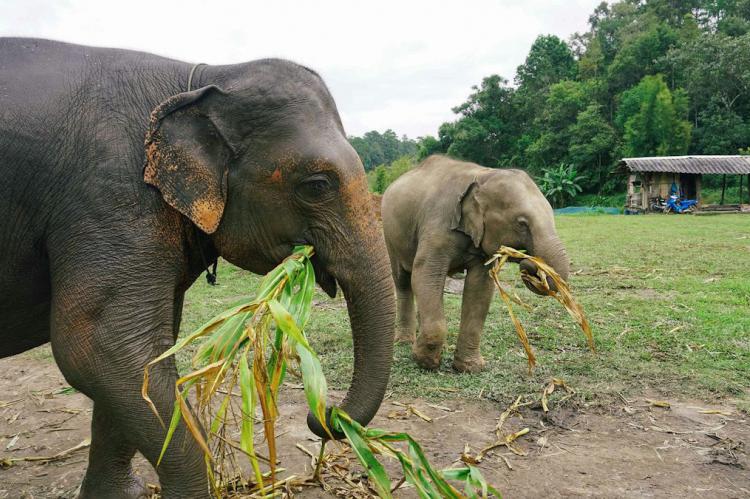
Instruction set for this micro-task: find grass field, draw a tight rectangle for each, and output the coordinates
[179,214,750,410]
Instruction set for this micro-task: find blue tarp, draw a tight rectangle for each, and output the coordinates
[554,206,621,215]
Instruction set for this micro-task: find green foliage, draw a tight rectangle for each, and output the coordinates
[373,166,388,194]
[150,246,499,498]
[416,135,443,160]
[439,75,519,167]
[428,0,750,196]
[616,74,692,157]
[568,104,616,190]
[367,155,416,193]
[693,102,750,154]
[515,35,577,91]
[538,164,585,208]
[349,130,417,171]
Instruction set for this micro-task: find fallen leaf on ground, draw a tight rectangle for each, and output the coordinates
[647,400,671,409]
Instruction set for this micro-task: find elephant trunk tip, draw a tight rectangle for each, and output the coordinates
[306,409,344,441]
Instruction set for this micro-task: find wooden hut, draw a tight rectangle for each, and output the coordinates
[620,156,750,213]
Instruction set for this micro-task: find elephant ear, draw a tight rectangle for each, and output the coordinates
[450,179,484,248]
[144,85,232,234]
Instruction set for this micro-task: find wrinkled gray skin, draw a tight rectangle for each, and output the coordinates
[0,38,395,498]
[382,156,569,372]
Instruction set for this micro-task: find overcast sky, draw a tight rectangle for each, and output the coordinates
[1,0,602,138]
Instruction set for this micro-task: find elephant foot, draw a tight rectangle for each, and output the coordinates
[78,472,151,499]
[453,354,486,373]
[412,342,442,370]
[395,328,416,344]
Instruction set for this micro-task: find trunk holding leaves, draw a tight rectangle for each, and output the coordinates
[521,233,570,294]
[306,242,396,438]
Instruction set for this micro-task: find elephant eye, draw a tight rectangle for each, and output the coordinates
[297,174,333,201]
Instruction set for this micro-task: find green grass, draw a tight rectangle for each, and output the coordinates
[180,214,750,407]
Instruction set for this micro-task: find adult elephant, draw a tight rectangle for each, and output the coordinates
[0,38,395,498]
[382,155,569,373]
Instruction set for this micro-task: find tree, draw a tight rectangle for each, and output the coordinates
[568,104,617,190]
[426,0,750,197]
[366,156,416,193]
[439,75,520,166]
[514,35,577,130]
[372,166,388,194]
[666,32,750,117]
[416,135,442,161]
[692,101,750,154]
[524,80,590,173]
[515,35,577,92]
[349,130,418,170]
[606,17,677,95]
[616,74,691,157]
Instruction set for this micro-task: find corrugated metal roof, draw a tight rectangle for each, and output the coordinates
[620,156,750,174]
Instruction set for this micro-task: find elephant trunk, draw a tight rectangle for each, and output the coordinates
[306,232,396,439]
[520,233,570,294]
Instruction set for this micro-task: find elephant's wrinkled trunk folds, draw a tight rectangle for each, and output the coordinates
[306,231,396,439]
[521,234,570,294]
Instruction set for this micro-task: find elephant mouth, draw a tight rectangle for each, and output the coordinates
[311,254,337,298]
[519,259,558,294]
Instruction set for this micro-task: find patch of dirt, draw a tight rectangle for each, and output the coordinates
[444,277,465,295]
[1,354,748,498]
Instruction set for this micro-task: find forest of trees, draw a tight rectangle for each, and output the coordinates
[348,130,417,171]
[351,0,750,200]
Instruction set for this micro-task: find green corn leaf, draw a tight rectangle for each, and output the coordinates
[210,396,230,435]
[295,342,328,435]
[335,415,392,499]
[393,452,433,499]
[239,352,264,487]
[267,299,312,351]
[156,397,182,466]
[146,244,503,498]
[440,468,469,481]
[268,298,328,435]
[407,437,462,498]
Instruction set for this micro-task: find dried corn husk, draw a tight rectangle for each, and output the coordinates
[486,246,594,371]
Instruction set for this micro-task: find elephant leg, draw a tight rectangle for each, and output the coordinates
[49,268,210,498]
[453,262,494,373]
[410,250,450,370]
[393,264,416,344]
[78,405,149,498]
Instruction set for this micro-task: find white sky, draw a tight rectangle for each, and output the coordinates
[1,0,601,138]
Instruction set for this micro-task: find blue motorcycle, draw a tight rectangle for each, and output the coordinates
[665,195,698,214]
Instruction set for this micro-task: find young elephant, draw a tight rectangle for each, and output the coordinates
[382,155,570,372]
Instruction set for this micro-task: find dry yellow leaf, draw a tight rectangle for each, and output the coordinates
[487,246,595,371]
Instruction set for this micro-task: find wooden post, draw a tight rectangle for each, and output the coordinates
[721,174,727,205]
[626,174,635,209]
[696,175,702,206]
[740,175,744,204]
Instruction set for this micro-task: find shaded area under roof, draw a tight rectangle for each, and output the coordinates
[620,156,750,175]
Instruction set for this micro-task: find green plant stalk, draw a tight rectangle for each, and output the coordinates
[143,245,500,498]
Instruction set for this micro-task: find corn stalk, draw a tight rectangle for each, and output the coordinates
[143,246,500,498]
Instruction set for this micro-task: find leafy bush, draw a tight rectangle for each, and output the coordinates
[367,155,416,193]
[538,164,585,208]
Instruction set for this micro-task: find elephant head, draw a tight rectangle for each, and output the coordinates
[143,59,395,438]
[452,169,570,292]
